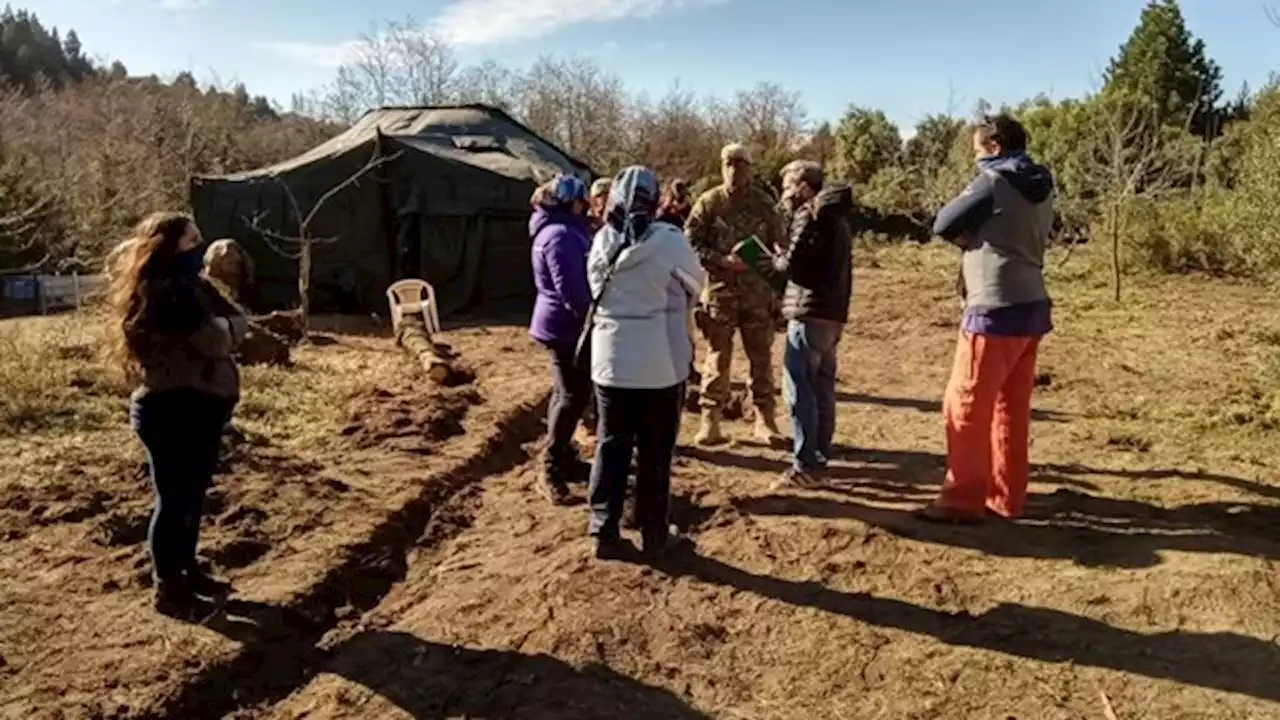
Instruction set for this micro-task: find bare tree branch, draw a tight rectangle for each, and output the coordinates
[1266,4,1280,27]
[240,146,402,334]
[303,149,402,228]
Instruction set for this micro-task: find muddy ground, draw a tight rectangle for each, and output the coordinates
[2,249,1279,719]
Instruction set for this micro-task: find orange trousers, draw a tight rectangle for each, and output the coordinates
[938,331,1042,518]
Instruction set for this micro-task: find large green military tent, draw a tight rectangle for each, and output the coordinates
[190,104,593,317]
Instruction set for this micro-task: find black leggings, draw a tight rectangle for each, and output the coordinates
[543,341,593,469]
[130,389,234,582]
[587,383,684,540]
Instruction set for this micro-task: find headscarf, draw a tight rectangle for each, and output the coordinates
[604,166,661,248]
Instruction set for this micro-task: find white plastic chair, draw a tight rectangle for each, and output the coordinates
[386,278,440,335]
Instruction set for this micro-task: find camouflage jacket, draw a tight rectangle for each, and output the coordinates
[685,183,787,294]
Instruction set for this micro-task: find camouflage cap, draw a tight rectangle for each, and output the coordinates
[721,143,753,165]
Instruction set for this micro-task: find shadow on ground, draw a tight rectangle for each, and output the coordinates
[733,489,1280,568]
[645,550,1280,703]
[839,391,1073,423]
[316,630,708,719]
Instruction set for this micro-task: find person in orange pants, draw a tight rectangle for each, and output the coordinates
[937,333,1041,518]
[918,113,1055,522]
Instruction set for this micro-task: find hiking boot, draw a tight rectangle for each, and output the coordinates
[694,410,728,447]
[153,577,207,620]
[186,567,233,601]
[641,524,686,558]
[752,412,783,445]
[592,534,632,561]
[772,467,823,490]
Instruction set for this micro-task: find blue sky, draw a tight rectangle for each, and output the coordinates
[24,0,1280,130]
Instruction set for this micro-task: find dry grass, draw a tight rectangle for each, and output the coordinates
[0,311,402,449]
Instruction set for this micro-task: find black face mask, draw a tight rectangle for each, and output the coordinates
[176,243,207,276]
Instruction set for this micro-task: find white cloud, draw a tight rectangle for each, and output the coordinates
[261,0,728,66]
[257,40,364,68]
[158,0,209,9]
[431,0,728,47]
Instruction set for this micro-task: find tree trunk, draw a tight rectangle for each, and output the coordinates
[1109,202,1122,303]
[298,235,312,340]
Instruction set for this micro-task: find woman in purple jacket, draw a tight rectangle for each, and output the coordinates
[530,175,593,504]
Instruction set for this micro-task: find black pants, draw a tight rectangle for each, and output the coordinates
[543,341,593,470]
[130,389,234,582]
[588,383,683,540]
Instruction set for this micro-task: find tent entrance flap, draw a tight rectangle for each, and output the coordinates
[400,213,486,317]
[398,212,535,317]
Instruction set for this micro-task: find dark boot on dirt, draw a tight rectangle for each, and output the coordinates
[185,567,233,601]
[592,534,633,561]
[641,524,686,559]
[153,577,212,621]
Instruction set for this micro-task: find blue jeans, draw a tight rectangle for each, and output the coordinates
[130,389,234,582]
[783,319,843,472]
[588,383,683,541]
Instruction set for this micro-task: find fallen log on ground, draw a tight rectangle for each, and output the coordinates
[396,313,474,386]
[252,310,305,345]
[238,320,291,366]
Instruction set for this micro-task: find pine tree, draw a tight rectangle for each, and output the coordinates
[1103,0,1223,137]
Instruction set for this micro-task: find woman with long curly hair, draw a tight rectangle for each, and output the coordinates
[108,211,248,618]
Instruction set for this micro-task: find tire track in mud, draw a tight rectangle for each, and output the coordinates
[145,391,550,720]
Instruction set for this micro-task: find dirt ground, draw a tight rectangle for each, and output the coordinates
[2,245,1279,719]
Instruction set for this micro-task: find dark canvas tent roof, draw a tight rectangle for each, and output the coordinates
[190,104,593,317]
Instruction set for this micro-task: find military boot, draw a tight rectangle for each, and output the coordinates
[694,409,728,447]
[753,410,784,445]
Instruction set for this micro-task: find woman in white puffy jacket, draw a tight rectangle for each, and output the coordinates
[585,166,705,559]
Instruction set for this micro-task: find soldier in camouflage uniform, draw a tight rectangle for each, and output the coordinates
[685,143,788,446]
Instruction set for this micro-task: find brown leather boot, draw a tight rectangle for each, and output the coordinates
[694,409,728,447]
[753,410,783,445]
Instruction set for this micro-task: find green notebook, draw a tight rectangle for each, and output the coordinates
[732,234,787,294]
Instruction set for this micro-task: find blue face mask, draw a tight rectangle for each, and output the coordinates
[176,243,207,276]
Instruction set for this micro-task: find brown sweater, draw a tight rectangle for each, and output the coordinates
[132,276,247,401]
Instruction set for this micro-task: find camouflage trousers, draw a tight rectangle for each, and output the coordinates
[698,287,777,415]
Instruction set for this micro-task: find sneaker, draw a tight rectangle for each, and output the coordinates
[773,467,823,490]
[186,567,233,601]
